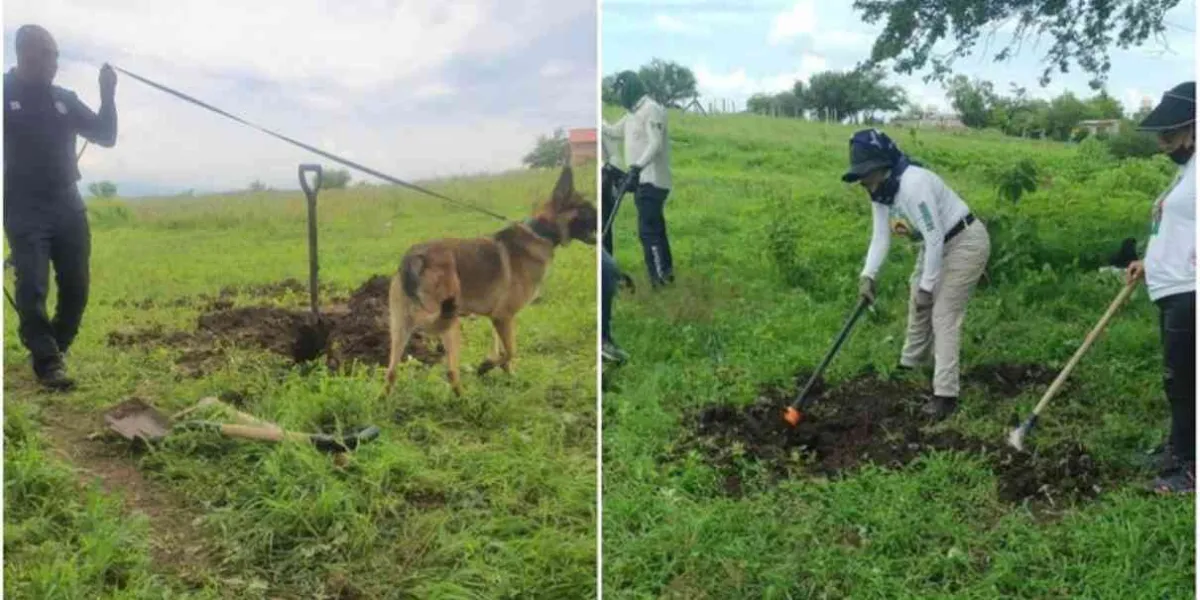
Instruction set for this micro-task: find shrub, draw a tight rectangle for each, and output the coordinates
[1107,128,1160,160]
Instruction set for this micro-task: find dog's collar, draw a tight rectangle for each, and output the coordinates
[523,216,561,244]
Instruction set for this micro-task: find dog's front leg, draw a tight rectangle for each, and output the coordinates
[442,318,464,396]
[495,317,516,375]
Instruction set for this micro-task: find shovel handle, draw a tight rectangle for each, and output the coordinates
[791,296,871,410]
[218,423,312,444]
[298,164,322,198]
[1029,280,1137,417]
[298,164,322,316]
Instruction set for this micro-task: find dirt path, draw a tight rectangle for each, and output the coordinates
[37,400,219,587]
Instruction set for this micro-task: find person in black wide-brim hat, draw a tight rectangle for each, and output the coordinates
[1125,81,1196,495]
[844,128,992,421]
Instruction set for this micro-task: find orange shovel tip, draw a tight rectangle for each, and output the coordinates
[782,407,801,427]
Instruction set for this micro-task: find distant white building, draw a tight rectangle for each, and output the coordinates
[891,112,967,130]
[1076,119,1122,137]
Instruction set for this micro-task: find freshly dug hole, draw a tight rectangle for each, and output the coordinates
[107,275,442,372]
[672,374,1106,508]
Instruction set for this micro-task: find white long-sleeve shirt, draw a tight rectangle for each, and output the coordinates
[861,166,972,292]
[1145,154,1196,302]
[602,95,671,189]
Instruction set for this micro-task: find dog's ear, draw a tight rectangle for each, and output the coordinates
[551,166,574,207]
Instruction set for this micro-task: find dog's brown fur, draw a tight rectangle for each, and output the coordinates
[385,166,596,395]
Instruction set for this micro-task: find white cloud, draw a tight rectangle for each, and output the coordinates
[6,0,589,93]
[412,82,456,99]
[6,0,595,193]
[539,59,573,78]
[767,1,816,46]
[653,14,689,33]
[813,30,873,52]
[694,54,827,106]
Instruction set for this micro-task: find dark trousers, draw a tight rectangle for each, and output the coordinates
[635,183,674,286]
[5,195,92,375]
[601,250,617,341]
[1158,291,1195,463]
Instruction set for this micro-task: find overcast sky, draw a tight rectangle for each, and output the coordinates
[4,0,596,196]
[603,0,1195,115]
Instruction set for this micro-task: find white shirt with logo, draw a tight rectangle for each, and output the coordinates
[861,166,973,292]
[602,96,671,190]
[1145,154,1196,302]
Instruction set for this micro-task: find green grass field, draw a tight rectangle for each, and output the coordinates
[4,167,598,599]
[601,108,1194,599]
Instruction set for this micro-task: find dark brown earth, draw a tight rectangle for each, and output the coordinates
[962,362,1059,397]
[670,370,1106,509]
[107,275,442,376]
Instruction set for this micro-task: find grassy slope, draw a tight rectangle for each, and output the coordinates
[5,167,598,599]
[601,109,1193,599]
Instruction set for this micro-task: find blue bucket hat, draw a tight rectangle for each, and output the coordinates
[842,129,906,182]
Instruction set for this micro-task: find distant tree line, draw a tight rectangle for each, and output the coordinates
[602,58,700,108]
[747,65,907,124]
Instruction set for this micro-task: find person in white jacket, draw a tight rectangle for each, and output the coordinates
[844,128,991,420]
[1124,81,1195,494]
[602,71,674,287]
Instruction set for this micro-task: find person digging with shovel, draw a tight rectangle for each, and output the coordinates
[1124,81,1195,495]
[4,25,118,391]
[603,70,674,288]
[846,129,991,420]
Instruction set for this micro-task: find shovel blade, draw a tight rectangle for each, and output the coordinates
[103,398,171,442]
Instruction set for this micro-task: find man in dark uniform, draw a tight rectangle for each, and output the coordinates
[4,25,118,390]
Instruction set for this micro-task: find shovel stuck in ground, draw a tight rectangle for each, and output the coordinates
[103,396,380,453]
[783,296,871,427]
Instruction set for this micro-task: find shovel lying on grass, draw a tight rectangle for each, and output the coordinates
[1007,279,1137,451]
[103,397,380,453]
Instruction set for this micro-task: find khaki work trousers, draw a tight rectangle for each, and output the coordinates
[899,220,990,397]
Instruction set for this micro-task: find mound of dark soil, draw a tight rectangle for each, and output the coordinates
[963,363,1059,397]
[672,375,1105,508]
[107,275,441,375]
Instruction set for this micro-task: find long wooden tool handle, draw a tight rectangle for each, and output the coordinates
[1030,281,1137,416]
[218,424,287,442]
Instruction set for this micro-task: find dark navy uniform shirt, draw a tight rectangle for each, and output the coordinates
[4,69,117,215]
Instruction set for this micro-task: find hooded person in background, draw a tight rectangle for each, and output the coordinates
[4,25,118,390]
[846,129,991,420]
[602,70,674,288]
[1124,81,1195,495]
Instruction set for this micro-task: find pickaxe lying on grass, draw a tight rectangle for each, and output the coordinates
[103,397,380,453]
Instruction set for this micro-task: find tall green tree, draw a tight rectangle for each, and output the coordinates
[855,0,1181,88]
[637,59,699,108]
[87,181,117,198]
[601,73,619,106]
[522,128,570,169]
[946,75,996,128]
[804,66,906,123]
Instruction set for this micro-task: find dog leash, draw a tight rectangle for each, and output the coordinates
[110,65,511,223]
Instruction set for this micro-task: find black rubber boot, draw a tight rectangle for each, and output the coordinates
[921,395,957,421]
[35,359,76,392]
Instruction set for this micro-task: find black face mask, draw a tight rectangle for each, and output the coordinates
[1168,144,1194,165]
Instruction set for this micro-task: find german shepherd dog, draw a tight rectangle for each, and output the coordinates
[385,166,597,395]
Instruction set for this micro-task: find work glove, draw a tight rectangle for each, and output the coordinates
[620,164,642,193]
[99,63,117,100]
[858,276,876,304]
[915,288,934,309]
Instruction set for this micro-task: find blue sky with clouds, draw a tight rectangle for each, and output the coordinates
[4,0,595,196]
[603,0,1195,115]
